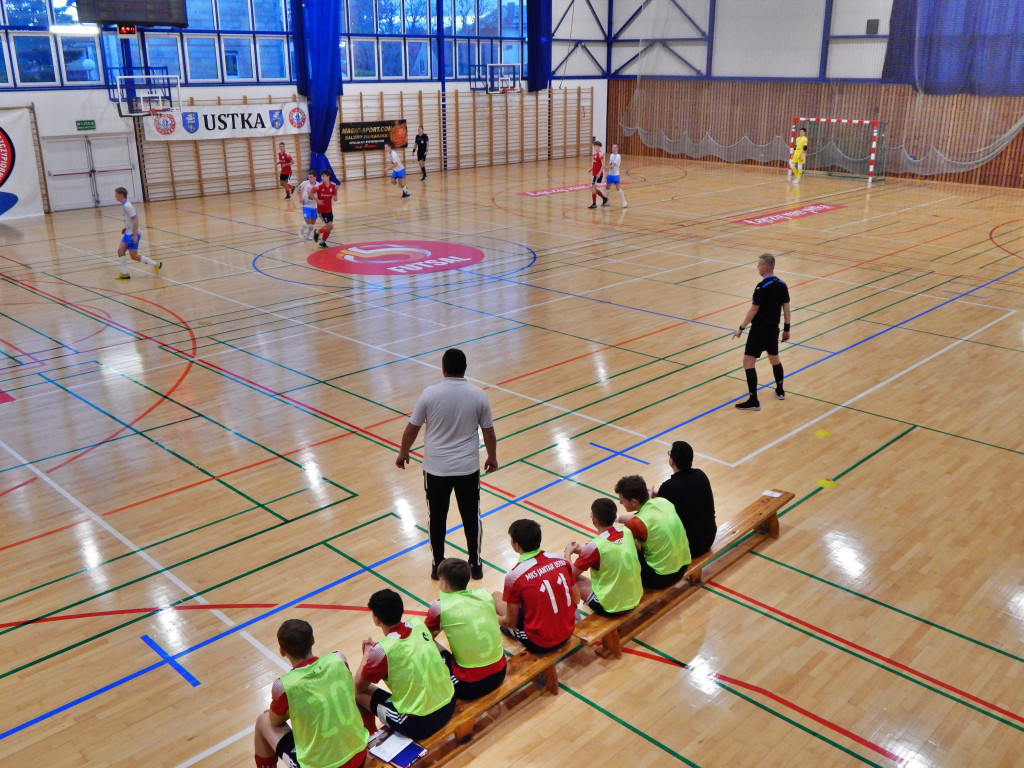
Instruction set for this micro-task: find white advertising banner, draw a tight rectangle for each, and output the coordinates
[142,102,311,141]
[0,109,45,220]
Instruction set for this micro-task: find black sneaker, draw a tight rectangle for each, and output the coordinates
[775,389,786,401]
[430,563,439,581]
[601,198,610,206]
[587,203,597,209]
[735,399,760,411]
[401,191,411,198]
[312,230,319,242]
[470,562,484,580]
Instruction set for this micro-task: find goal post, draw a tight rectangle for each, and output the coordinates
[789,117,885,184]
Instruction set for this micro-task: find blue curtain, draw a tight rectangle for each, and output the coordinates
[883,0,1024,95]
[291,0,341,180]
[525,0,551,92]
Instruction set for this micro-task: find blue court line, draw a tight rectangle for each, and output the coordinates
[589,442,650,465]
[3,258,1020,743]
[141,634,201,687]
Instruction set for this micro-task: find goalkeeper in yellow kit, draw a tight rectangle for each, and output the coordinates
[790,128,808,183]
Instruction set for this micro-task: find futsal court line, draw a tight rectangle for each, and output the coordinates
[5,238,1021,743]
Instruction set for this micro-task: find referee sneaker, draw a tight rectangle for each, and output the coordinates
[396,348,498,580]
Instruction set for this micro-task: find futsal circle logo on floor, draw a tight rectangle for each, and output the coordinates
[307,240,486,275]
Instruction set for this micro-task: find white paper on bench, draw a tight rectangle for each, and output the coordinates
[762,490,781,497]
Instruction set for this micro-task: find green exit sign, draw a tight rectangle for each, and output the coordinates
[76,120,96,131]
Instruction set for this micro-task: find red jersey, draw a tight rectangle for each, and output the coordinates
[591,150,604,176]
[314,181,337,213]
[502,550,576,648]
[278,150,293,175]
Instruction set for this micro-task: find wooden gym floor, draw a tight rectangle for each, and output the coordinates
[1,157,1023,768]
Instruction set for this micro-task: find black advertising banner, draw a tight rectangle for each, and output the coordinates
[339,119,408,151]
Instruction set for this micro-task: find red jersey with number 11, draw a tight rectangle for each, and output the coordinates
[502,551,576,648]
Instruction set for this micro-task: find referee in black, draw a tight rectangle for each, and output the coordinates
[733,253,791,411]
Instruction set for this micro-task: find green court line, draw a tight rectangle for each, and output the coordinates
[0,512,395,679]
[752,553,1024,666]
[629,640,886,768]
[325,544,431,608]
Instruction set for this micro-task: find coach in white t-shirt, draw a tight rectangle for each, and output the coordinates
[396,349,498,581]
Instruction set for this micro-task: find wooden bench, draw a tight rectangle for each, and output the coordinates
[572,488,794,659]
[365,644,569,767]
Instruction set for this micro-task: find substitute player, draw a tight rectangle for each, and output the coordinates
[733,253,791,410]
[295,171,318,240]
[604,143,627,208]
[312,170,338,249]
[494,519,578,653]
[277,142,295,199]
[587,140,609,209]
[790,127,808,184]
[114,187,161,279]
[384,140,411,198]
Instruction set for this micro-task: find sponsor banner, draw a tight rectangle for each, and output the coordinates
[517,182,628,197]
[736,203,844,227]
[0,109,45,219]
[142,102,309,141]
[308,240,485,276]
[339,120,408,152]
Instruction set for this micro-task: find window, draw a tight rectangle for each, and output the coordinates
[217,0,251,31]
[407,40,428,78]
[12,35,56,84]
[253,0,284,31]
[185,36,219,80]
[480,39,497,65]
[406,0,428,35]
[502,41,519,64]
[349,0,375,34]
[257,37,287,79]
[4,0,48,27]
[186,0,216,29]
[500,0,519,36]
[456,39,475,77]
[60,36,100,82]
[477,0,498,35]
[51,0,79,25]
[430,39,453,78]
[100,33,140,72]
[146,36,182,78]
[453,0,474,35]
[377,0,401,35]
[380,39,402,77]
[222,37,254,79]
[338,40,349,79]
[351,39,376,78]
[0,40,9,85]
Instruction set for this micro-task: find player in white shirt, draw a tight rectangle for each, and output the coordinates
[384,140,411,199]
[604,144,627,208]
[295,171,319,239]
[114,187,162,279]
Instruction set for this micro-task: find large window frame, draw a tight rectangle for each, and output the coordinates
[11,32,57,85]
[185,34,220,81]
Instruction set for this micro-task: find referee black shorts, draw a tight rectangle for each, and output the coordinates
[744,328,780,358]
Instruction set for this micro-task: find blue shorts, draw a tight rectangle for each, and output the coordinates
[606,175,620,184]
[392,169,405,180]
[121,234,141,248]
[302,206,316,219]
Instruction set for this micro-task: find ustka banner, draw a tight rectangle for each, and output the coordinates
[142,102,310,141]
[0,109,45,219]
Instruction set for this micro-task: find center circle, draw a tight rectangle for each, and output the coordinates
[307,239,486,276]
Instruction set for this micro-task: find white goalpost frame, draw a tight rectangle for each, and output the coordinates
[789,117,880,184]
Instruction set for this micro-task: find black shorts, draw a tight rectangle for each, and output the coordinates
[744,329,779,358]
[584,592,633,618]
[370,687,456,740]
[639,554,688,590]
[276,734,367,768]
[280,173,290,181]
[318,211,334,224]
[592,174,604,184]
[440,649,507,700]
[416,150,427,161]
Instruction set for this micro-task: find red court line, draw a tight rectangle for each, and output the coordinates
[882,217,953,235]
[0,603,428,630]
[620,647,905,764]
[708,580,1024,726]
[480,480,596,534]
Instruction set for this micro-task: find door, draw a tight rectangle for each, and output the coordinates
[42,134,138,211]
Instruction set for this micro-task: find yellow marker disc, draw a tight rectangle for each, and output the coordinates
[814,429,832,438]
[817,478,837,489]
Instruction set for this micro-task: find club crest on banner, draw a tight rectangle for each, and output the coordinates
[153,113,176,135]
[270,110,284,129]
[182,112,200,134]
[289,108,307,129]
[307,240,486,276]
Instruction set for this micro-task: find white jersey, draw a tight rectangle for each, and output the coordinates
[297,180,317,207]
[409,377,493,476]
[607,153,621,175]
[388,149,404,172]
[122,200,138,232]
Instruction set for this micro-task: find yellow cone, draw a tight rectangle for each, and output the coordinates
[817,478,837,489]
[814,429,831,438]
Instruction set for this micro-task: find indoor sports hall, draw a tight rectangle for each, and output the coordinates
[1,1,1023,767]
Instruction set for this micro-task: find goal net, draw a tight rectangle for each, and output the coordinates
[791,118,887,183]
